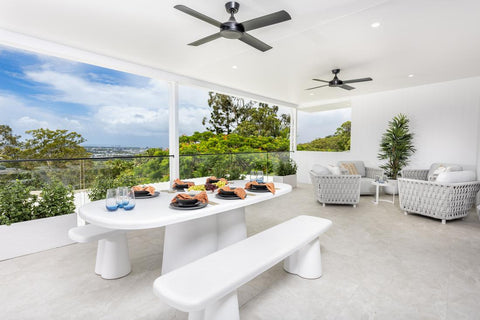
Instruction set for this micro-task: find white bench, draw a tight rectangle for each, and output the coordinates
[153,215,332,320]
[68,224,131,279]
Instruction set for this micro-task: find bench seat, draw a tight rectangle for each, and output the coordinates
[153,215,332,320]
[68,224,131,279]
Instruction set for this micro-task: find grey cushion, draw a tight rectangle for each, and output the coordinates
[311,164,330,175]
[427,163,463,181]
[338,161,366,177]
[360,178,375,195]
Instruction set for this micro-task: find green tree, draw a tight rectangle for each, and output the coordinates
[21,128,90,165]
[334,121,351,150]
[0,124,22,160]
[235,103,290,138]
[297,121,351,152]
[202,92,252,134]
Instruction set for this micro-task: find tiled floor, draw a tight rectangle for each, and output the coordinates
[1,184,480,319]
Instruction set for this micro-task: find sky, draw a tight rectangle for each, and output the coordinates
[0,45,348,148]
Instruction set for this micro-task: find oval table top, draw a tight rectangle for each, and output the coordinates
[79,181,292,230]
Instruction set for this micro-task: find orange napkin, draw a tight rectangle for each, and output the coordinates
[132,185,155,195]
[245,181,275,194]
[171,191,208,204]
[173,178,195,188]
[218,186,246,199]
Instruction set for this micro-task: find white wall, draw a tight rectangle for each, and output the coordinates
[294,77,480,184]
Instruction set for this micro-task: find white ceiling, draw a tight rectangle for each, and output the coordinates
[0,0,479,107]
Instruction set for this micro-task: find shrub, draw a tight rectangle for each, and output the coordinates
[34,179,76,219]
[275,159,297,176]
[0,180,37,225]
[87,173,140,201]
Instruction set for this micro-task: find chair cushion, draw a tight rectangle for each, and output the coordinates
[427,163,462,181]
[338,161,366,177]
[436,170,476,183]
[327,165,342,175]
[340,162,359,175]
[311,164,330,175]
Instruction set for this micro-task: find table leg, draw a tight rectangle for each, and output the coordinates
[373,185,379,204]
[161,208,247,274]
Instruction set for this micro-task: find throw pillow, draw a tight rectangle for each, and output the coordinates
[327,164,341,175]
[428,165,446,181]
[340,162,359,175]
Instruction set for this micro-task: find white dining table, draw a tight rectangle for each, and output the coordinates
[79,181,292,276]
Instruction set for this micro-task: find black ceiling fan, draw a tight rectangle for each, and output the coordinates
[306,69,373,91]
[174,2,291,52]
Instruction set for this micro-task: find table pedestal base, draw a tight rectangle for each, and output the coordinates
[95,232,131,279]
[162,208,246,274]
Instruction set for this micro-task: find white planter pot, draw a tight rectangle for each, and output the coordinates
[0,213,77,261]
[273,174,297,188]
[384,180,398,195]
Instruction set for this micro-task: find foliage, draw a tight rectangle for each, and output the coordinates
[0,124,21,160]
[202,93,251,134]
[202,92,290,138]
[21,128,90,167]
[275,159,297,176]
[34,179,76,219]
[235,103,290,138]
[377,114,416,179]
[297,121,351,152]
[0,180,37,225]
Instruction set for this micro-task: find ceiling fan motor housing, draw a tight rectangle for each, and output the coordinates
[220,21,244,39]
[225,1,240,14]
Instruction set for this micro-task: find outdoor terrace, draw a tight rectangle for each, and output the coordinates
[2,184,480,319]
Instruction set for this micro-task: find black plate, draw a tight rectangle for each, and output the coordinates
[176,198,199,206]
[136,191,160,199]
[250,184,268,190]
[174,184,190,190]
[216,193,246,200]
[169,202,208,210]
[246,188,271,193]
[218,188,236,196]
[207,179,220,183]
[134,190,150,196]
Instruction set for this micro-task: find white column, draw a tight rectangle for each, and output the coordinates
[169,81,179,185]
[290,107,297,153]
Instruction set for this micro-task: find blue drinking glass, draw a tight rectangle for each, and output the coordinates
[105,189,118,211]
[123,189,136,211]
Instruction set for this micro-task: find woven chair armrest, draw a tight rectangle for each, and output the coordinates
[365,167,384,179]
[400,169,428,180]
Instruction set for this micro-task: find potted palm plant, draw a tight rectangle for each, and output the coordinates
[273,158,297,188]
[377,113,416,194]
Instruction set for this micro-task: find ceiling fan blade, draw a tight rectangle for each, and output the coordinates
[342,77,373,84]
[306,85,328,90]
[188,33,222,46]
[339,84,355,90]
[174,5,222,28]
[241,10,292,31]
[312,78,329,83]
[239,33,272,52]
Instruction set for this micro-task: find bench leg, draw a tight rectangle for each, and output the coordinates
[99,232,131,279]
[283,238,322,279]
[189,291,239,320]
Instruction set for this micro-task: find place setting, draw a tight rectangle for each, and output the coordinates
[216,186,247,200]
[132,185,160,199]
[172,178,195,192]
[169,191,209,210]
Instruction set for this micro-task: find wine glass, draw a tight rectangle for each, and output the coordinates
[256,170,264,183]
[249,170,256,182]
[123,189,136,211]
[116,187,129,208]
[105,188,118,211]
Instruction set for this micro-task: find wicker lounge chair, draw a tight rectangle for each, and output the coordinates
[399,165,480,224]
[309,170,361,207]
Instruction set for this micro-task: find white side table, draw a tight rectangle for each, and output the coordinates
[372,181,395,205]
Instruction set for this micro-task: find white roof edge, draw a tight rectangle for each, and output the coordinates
[298,98,351,112]
[0,28,298,109]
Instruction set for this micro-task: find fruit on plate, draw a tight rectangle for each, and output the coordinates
[205,183,218,192]
[213,180,227,188]
[188,184,206,191]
